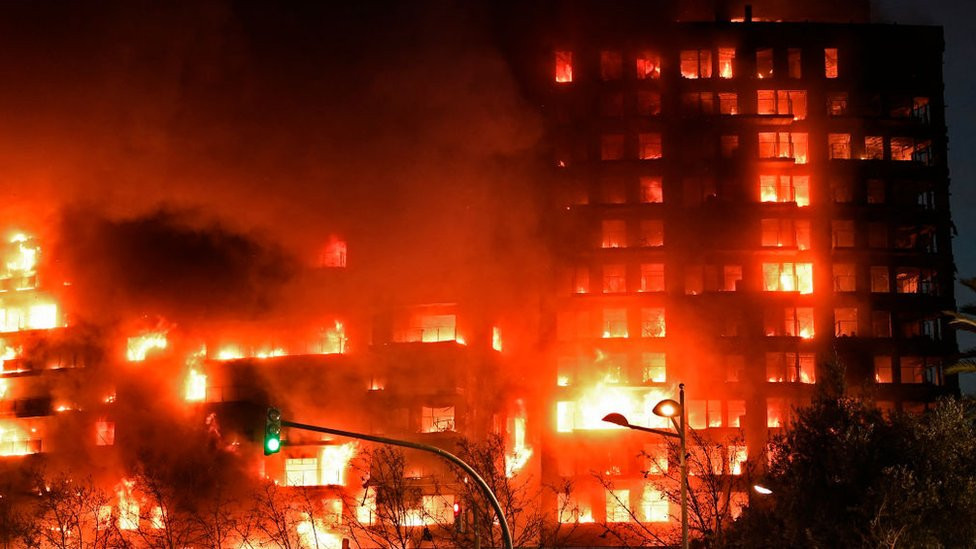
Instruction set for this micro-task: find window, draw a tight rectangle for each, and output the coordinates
[834,308,857,336]
[758,132,808,163]
[601,134,625,160]
[891,137,932,164]
[601,177,626,204]
[636,51,661,79]
[759,175,810,206]
[831,179,853,203]
[870,266,889,293]
[95,420,115,446]
[286,457,319,487]
[320,237,347,267]
[761,218,810,249]
[639,220,664,246]
[728,400,746,427]
[827,92,848,115]
[421,406,455,432]
[874,356,893,383]
[685,265,703,295]
[788,48,801,78]
[868,223,888,248]
[642,352,666,382]
[824,48,838,78]
[867,179,885,203]
[637,91,662,115]
[600,50,622,80]
[395,313,457,343]
[762,262,813,293]
[681,91,715,114]
[912,97,931,123]
[602,353,626,384]
[872,311,892,337]
[641,485,668,522]
[720,135,739,158]
[900,357,927,384]
[680,49,712,78]
[766,352,816,383]
[757,90,807,119]
[718,47,735,78]
[718,93,738,114]
[767,399,786,428]
[640,263,665,292]
[601,220,626,248]
[832,220,855,248]
[603,264,626,293]
[603,309,628,338]
[828,133,851,159]
[833,264,856,292]
[556,401,575,432]
[555,51,573,83]
[606,489,630,522]
[726,356,745,383]
[557,357,575,386]
[641,308,666,338]
[864,137,884,160]
[682,176,717,205]
[640,176,663,203]
[573,267,590,293]
[756,48,773,78]
[638,133,662,159]
[644,443,668,474]
[723,265,743,291]
[784,307,815,338]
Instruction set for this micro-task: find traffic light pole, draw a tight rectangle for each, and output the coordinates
[279,418,514,549]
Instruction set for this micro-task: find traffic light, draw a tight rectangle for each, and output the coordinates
[453,502,462,533]
[264,407,282,455]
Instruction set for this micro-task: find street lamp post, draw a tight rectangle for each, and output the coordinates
[602,383,688,549]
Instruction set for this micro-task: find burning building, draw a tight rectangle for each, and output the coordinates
[0,0,960,547]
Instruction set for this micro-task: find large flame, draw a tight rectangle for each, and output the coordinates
[126,332,168,362]
[320,443,357,486]
[116,479,139,530]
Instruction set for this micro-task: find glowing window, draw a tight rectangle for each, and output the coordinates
[834,308,858,337]
[641,352,666,383]
[832,220,855,248]
[320,237,347,268]
[421,406,455,433]
[762,262,813,294]
[395,313,457,343]
[644,443,668,474]
[680,49,712,78]
[874,356,893,383]
[602,309,628,338]
[728,400,746,427]
[895,267,921,294]
[638,220,664,247]
[639,176,663,203]
[759,175,809,205]
[912,97,931,123]
[601,220,627,248]
[725,356,745,383]
[824,48,838,78]
[638,133,662,160]
[602,264,626,293]
[756,48,773,78]
[788,48,801,78]
[640,308,665,338]
[285,458,319,487]
[718,47,735,78]
[606,489,630,522]
[827,92,848,115]
[828,133,851,159]
[761,218,809,249]
[636,51,661,79]
[864,137,884,160]
[95,420,115,446]
[601,134,625,161]
[637,91,662,115]
[556,401,575,432]
[720,135,739,158]
[718,93,737,114]
[688,400,721,429]
[870,266,889,293]
[641,485,668,522]
[639,263,664,292]
[900,357,926,384]
[785,308,815,339]
[758,132,808,163]
[767,398,785,428]
[554,51,573,83]
[722,265,742,291]
[728,446,747,475]
[684,265,703,295]
[832,264,856,292]
[573,266,590,294]
[600,50,622,80]
[757,90,806,119]
[891,137,916,161]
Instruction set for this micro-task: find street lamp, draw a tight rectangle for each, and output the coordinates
[602,383,688,549]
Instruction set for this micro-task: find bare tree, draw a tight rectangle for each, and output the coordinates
[33,472,118,549]
[247,481,305,549]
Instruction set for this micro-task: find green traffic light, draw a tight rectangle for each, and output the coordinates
[266,437,280,453]
[264,407,282,455]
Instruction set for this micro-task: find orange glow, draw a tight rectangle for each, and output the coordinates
[0,421,38,456]
[215,345,244,361]
[554,51,573,83]
[319,236,347,268]
[126,332,168,362]
[0,301,61,332]
[296,515,342,549]
[718,47,735,78]
[505,414,532,477]
[116,479,138,530]
[492,326,502,352]
[657,402,676,417]
[321,443,357,485]
[557,384,671,433]
[185,368,207,402]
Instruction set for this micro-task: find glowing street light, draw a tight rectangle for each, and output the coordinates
[753,484,773,495]
[602,383,688,549]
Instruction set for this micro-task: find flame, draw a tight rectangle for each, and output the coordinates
[505,415,532,477]
[0,422,37,456]
[254,347,286,359]
[126,332,168,362]
[320,443,357,485]
[296,515,342,549]
[185,369,207,402]
[557,384,671,433]
[116,479,139,530]
[318,321,347,354]
[492,326,503,352]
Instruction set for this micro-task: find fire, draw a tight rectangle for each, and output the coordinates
[116,479,138,530]
[0,421,37,456]
[126,332,168,361]
[492,326,503,352]
[557,383,671,433]
[505,415,532,477]
[5,235,37,276]
[320,443,357,485]
[215,345,244,361]
[185,369,207,402]
[296,515,342,549]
